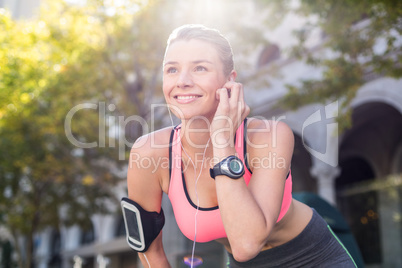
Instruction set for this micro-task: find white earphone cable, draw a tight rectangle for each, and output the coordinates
[167,105,209,268]
[180,135,210,268]
[143,253,151,268]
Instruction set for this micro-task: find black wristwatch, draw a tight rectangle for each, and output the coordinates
[210,156,245,179]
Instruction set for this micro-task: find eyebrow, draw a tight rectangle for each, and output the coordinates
[163,60,214,66]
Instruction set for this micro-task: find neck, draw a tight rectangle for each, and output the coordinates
[179,117,212,153]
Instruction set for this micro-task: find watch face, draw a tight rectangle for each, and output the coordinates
[229,159,243,174]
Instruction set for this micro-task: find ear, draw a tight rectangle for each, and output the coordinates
[228,70,237,82]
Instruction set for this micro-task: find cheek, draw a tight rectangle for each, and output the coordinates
[205,79,224,96]
[162,80,174,100]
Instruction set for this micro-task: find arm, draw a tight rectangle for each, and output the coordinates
[215,120,294,262]
[137,232,169,267]
[127,134,171,268]
[211,84,294,262]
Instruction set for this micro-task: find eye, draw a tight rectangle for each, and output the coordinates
[195,66,207,72]
[166,67,178,74]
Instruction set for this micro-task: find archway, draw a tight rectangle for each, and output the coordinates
[337,101,402,266]
[291,134,316,193]
[336,157,380,265]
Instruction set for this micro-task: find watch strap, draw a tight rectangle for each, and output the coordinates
[209,155,244,179]
[210,164,220,179]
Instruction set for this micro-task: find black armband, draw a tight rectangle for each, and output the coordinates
[121,197,165,252]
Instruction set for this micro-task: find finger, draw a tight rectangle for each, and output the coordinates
[217,88,230,113]
[231,84,247,117]
[240,85,247,114]
[221,81,240,104]
[238,87,249,122]
[229,83,241,105]
[243,104,250,119]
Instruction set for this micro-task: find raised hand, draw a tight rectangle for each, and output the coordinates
[210,80,250,150]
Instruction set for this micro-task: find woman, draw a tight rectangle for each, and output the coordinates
[125,24,356,267]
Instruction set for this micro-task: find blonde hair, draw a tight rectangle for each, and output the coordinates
[164,24,234,76]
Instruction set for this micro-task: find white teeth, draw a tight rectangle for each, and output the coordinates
[177,95,198,100]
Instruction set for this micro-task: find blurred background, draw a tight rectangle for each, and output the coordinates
[0,0,401,267]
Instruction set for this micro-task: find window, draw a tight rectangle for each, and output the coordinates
[257,44,281,68]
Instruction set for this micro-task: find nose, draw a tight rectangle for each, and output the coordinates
[176,71,194,89]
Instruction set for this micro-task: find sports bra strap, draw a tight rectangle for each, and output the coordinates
[168,125,181,181]
[168,128,174,181]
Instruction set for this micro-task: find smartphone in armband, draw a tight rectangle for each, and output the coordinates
[121,200,146,252]
[121,197,165,253]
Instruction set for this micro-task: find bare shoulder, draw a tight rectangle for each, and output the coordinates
[127,126,174,206]
[130,126,174,158]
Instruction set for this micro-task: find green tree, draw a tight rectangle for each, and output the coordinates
[0,2,133,267]
[255,0,402,129]
[0,0,215,266]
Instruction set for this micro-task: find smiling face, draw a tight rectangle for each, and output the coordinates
[163,39,235,121]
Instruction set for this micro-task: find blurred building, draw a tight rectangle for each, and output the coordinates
[248,38,402,268]
[2,1,402,268]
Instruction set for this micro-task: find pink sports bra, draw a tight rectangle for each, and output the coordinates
[167,119,293,242]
